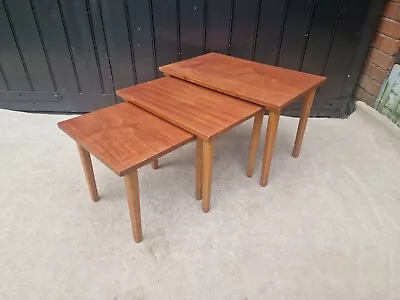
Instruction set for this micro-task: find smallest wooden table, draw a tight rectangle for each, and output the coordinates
[58,103,194,243]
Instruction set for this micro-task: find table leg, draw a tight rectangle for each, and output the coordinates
[196,139,203,200]
[151,159,159,169]
[246,110,264,177]
[292,88,317,158]
[260,110,280,187]
[124,170,143,243]
[77,143,99,201]
[202,139,214,213]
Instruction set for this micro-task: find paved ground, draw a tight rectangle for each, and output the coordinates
[1,103,399,300]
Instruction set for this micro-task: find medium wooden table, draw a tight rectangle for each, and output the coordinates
[160,53,327,187]
[58,103,194,242]
[117,77,263,213]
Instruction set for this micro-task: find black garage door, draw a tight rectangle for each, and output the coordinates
[0,0,385,117]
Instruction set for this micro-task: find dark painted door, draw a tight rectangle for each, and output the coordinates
[0,0,384,116]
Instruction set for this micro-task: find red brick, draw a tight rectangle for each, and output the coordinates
[363,61,390,83]
[358,74,383,96]
[368,48,395,70]
[383,2,400,21]
[378,18,400,39]
[354,86,376,107]
[372,33,400,55]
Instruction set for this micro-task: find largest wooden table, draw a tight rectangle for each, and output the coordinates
[160,53,327,186]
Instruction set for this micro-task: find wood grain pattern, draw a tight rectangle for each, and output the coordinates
[58,103,194,176]
[151,159,159,170]
[77,143,99,201]
[124,170,143,243]
[160,52,327,110]
[195,139,203,200]
[117,77,262,140]
[246,110,264,177]
[260,110,280,187]
[292,88,317,158]
[202,139,214,213]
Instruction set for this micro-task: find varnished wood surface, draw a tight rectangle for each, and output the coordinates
[246,110,264,177]
[124,170,143,243]
[160,53,327,110]
[195,139,203,201]
[117,77,262,140]
[292,88,317,157]
[151,160,159,170]
[260,111,281,187]
[201,139,214,213]
[58,103,194,176]
[77,143,99,201]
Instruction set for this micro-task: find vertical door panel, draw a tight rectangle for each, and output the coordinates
[205,0,231,54]
[320,0,371,100]
[230,0,259,60]
[33,0,78,93]
[0,65,8,90]
[301,0,343,75]
[152,0,178,75]
[278,0,315,70]
[60,0,102,93]
[5,0,54,92]
[254,0,287,65]
[126,0,156,83]
[99,0,135,89]
[0,0,32,91]
[180,0,204,60]
[87,0,115,94]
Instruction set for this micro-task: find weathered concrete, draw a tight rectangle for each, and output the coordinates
[1,105,400,300]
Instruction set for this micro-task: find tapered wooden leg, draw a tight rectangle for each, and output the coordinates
[151,159,159,169]
[195,139,203,200]
[124,170,143,243]
[246,110,264,177]
[77,143,99,201]
[292,88,317,158]
[260,110,280,187]
[202,139,214,213]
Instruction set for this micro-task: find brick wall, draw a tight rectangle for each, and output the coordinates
[355,0,400,106]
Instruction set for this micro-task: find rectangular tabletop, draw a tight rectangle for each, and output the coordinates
[58,103,194,176]
[160,52,327,110]
[117,77,262,140]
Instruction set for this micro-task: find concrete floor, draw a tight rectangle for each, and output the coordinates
[1,103,400,299]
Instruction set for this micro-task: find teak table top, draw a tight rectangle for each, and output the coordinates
[117,77,262,140]
[160,52,327,110]
[58,103,194,176]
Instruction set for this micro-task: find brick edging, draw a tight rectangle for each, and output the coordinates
[355,0,400,107]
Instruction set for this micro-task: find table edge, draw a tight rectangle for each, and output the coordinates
[57,120,195,176]
[159,68,327,111]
